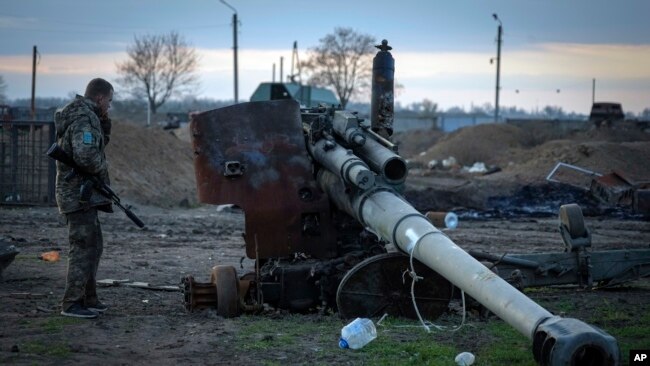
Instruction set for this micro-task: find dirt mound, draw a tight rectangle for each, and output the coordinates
[495,140,650,183]
[572,124,650,143]
[106,120,197,207]
[413,123,528,166]
[392,129,445,159]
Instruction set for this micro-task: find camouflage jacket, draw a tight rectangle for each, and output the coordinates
[54,95,112,214]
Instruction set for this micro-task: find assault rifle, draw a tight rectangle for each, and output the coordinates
[46,143,145,228]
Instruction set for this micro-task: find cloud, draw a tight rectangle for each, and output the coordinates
[0,15,38,29]
[0,43,649,113]
[0,52,126,75]
[506,43,650,79]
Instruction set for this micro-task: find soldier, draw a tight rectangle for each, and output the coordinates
[55,78,114,318]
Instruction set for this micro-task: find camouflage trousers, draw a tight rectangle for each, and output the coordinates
[61,207,103,311]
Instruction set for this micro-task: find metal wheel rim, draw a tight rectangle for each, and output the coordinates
[336,252,452,320]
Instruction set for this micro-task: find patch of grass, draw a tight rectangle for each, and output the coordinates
[552,299,577,314]
[13,254,34,261]
[22,340,71,358]
[363,331,457,366]
[605,305,650,364]
[480,321,535,366]
[43,316,83,333]
[230,296,648,366]
[611,327,649,365]
[236,314,334,352]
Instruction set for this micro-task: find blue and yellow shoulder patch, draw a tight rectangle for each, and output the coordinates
[82,131,93,145]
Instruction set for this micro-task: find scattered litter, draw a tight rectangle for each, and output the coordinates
[546,162,602,189]
[425,211,459,229]
[125,282,181,291]
[97,279,132,286]
[466,162,487,174]
[442,156,457,168]
[38,251,60,262]
[427,159,438,169]
[547,163,650,214]
[216,204,240,213]
[98,278,181,292]
[142,299,149,303]
[590,171,650,214]
[483,166,502,175]
[455,351,475,366]
[339,318,377,349]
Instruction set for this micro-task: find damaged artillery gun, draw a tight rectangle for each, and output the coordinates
[184,41,621,365]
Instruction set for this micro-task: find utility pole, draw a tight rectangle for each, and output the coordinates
[592,78,596,104]
[280,56,284,84]
[492,14,502,123]
[31,45,38,120]
[272,63,276,82]
[289,41,300,83]
[220,0,238,103]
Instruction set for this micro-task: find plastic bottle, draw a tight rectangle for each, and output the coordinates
[339,318,377,350]
[444,212,459,229]
[425,211,459,229]
[454,351,475,366]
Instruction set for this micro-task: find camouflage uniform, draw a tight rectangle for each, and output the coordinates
[54,95,112,311]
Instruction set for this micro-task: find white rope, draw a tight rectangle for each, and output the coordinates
[402,230,466,333]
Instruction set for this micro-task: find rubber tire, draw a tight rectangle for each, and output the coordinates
[559,203,586,238]
[211,265,240,318]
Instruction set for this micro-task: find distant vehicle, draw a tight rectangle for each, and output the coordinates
[589,102,624,127]
[250,82,340,108]
[161,112,188,130]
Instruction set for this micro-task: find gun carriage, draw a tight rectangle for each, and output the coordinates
[183,40,633,365]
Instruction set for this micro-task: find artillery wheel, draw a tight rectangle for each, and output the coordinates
[210,265,240,318]
[336,252,453,320]
[559,203,586,238]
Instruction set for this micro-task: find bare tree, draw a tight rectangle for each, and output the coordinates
[0,75,7,103]
[301,27,375,109]
[116,31,199,114]
[642,108,650,120]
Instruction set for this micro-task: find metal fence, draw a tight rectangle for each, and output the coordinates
[0,120,56,205]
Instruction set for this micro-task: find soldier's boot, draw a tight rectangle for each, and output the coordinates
[61,303,98,319]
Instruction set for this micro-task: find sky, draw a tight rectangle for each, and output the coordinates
[1,0,649,114]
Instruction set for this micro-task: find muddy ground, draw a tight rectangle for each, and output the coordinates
[1,118,649,364]
[1,203,648,365]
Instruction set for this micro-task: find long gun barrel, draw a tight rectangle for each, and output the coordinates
[46,143,145,228]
